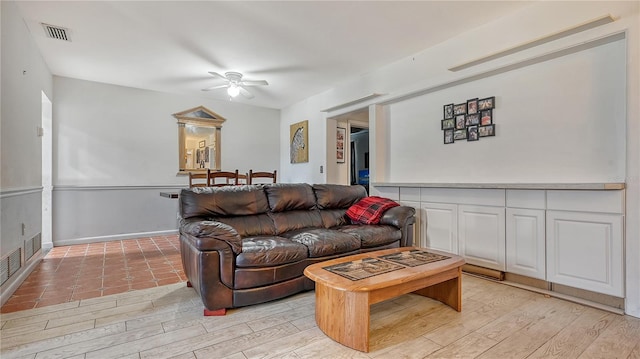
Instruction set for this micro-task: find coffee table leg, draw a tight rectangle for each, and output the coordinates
[315,283,370,352]
[413,267,462,312]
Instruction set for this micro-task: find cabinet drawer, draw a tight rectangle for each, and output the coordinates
[546,190,624,214]
[421,188,505,207]
[506,190,545,209]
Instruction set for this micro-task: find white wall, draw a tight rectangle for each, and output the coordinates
[1,0,53,304]
[387,38,625,183]
[280,1,640,317]
[280,95,327,183]
[54,77,280,185]
[53,77,280,244]
[1,2,52,189]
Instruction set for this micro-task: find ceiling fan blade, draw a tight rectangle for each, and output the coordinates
[240,80,269,87]
[201,84,228,91]
[208,71,228,81]
[239,86,255,99]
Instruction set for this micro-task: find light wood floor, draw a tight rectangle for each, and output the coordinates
[1,275,639,359]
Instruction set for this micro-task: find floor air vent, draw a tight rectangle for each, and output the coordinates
[42,23,70,41]
[0,248,22,286]
[25,233,42,261]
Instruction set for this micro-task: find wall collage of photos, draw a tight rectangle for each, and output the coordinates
[442,96,495,144]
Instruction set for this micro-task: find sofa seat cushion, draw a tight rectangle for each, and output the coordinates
[336,225,402,248]
[236,237,308,268]
[281,228,361,257]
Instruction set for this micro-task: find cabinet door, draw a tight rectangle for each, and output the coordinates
[506,208,545,280]
[458,205,506,271]
[546,211,623,297]
[399,200,421,247]
[421,202,458,254]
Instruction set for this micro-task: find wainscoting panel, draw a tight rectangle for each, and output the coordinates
[52,186,183,245]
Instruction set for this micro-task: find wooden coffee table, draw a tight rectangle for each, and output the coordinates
[304,247,465,352]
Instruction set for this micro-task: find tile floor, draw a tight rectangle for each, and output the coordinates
[0,235,186,313]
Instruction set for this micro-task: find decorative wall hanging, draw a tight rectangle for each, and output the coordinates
[336,127,346,163]
[290,120,309,163]
[442,96,495,144]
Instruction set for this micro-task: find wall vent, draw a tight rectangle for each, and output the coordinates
[449,14,615,72]
[25,233,42,261]
[42,23,71,41]
[0,256,7,286]
[0,248,22,286]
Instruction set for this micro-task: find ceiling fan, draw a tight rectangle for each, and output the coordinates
[201,71,268,99]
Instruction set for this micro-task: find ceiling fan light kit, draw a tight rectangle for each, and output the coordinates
[202,71,269,99]
[227,84,240,97]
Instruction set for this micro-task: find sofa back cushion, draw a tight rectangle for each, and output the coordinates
[180,185,270,219]
[265,183,316,212]
[313,184,367,228]
[313,184,367,209]
[214,214,276,237]
[270,210,323,234]
[318,209,350,228]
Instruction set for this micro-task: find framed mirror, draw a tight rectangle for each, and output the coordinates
[173,106,225,173]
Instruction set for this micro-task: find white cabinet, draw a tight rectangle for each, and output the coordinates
[505,190,546,280]
[458,205,505,271]
[546,190,625,297]
[374,185,626,299]
[546,210,624,297]
[506,208,546,279]
[421,202,458,254]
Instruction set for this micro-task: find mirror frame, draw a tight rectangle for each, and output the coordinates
[172,106,226,173]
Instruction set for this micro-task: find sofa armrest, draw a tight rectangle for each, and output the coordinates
[380,206,415,228]
[180,218,243,253]
[380,206,416,247]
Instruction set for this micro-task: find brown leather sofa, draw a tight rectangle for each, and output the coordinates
[179,183,415,315]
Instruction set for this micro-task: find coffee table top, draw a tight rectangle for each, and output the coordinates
[304,247,465,292]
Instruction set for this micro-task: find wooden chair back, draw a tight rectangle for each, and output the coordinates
[248,170,277,184]
[208,170,239,187]
[236,172,249,185]
[189,170,210,188]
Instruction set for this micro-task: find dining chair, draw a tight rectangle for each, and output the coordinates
[248,170,277,184]
[236,172,249,185]
[208,170,239,187]
[189,170,210,188]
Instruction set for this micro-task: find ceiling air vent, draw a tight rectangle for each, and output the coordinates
[42,23,71,41]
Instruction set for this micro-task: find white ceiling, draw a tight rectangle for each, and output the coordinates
[15,1,531,109]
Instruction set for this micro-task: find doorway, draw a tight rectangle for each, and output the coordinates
[329,108,369,187]
[350,126,369,192]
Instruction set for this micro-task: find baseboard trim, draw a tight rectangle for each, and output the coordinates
[501,279,625,315]
[462,264,505,281]
[53,229,179,246]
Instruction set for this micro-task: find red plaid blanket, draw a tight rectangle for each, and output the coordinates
[345,196,400,225]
